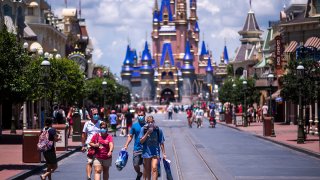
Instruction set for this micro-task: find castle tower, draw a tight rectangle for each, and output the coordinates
[175,0,188,56]
[189,0,199,65]
[140,41,154,101]
[181,40,195,103]
[205,56,214,95]
[152,0,160,63]
[121,45,134,90]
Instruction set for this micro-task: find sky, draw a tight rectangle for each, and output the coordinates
[49,0,308,76]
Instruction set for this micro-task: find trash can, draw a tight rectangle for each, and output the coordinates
[225,112,232,124]
[235,113,243,126]
[23,130,41,163]
[53,124,68,151]
[263,116,272,136]
[72,113,81,142]
[220,112,225,122]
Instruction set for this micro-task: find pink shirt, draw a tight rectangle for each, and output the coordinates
[90,133,113,160]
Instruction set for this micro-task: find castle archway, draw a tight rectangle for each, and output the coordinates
[160,88,175,104]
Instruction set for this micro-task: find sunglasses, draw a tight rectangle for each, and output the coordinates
[93,113,98,116]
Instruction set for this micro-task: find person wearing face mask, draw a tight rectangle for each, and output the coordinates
[82,108,102,180]
[89,121,114,180]
[123,110,146,180]
[139,116,166,180]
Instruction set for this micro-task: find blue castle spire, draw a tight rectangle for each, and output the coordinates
[194,21,200,32]
[141,41,152,61]
[159,0,173,22]
[181,40,195,70]
[183,40,193,60]
[206,56,213,72]
[223,45,229,64]
[200,41,208,56]
[122,45,134,72]
[123,45,133,65]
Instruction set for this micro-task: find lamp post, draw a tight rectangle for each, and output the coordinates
[243,80,248,127]
[267,73,276,137]
[102,80,107,121]
[232,83,236,125]
[297,64,305,144]
[41,53,51,119]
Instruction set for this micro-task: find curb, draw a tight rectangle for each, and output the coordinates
[218,122,320,160]
[9,146,81,180]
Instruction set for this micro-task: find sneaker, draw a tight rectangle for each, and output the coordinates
[136,172,143,180]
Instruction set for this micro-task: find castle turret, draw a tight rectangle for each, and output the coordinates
[206,56,214,86]
[140,41,154,101]
[121,45,134,90]
[181,40,195,103]
[223,45,229,64]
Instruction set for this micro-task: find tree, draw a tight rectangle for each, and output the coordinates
[219,77,260,105]
[0,26,32,133]
[84,77,131,107]
[27,57,86,105]
[0,26,31,103]
[281,59,320,104]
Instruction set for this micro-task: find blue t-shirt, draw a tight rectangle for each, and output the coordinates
[139,127,165,158]
[129,122,144,152]
[109,114,117,125]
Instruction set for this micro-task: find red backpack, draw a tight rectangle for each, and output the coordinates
[37,128,53,152]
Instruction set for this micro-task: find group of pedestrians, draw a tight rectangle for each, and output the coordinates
[80,109,166,180]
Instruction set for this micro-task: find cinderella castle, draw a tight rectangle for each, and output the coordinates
[121,0,229,104]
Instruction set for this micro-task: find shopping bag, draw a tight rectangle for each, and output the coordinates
[158,158,161,177]
[163,159,173,180]
[115,150,129,171]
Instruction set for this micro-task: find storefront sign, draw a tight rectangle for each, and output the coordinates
[275,36,282,69]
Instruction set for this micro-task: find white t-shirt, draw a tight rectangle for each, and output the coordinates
[82,120,101,144]
[196,109,204,118]
[262,105,268,115]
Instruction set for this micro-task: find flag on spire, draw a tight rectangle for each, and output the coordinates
[249,0,252,9]
[79,0,82,18]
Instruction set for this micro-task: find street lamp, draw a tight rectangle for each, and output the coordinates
[102,80,107,120]
[297,64,305,144]
[243,80,248,127]
[41,53,51,119]
[232,83,236,125]
[267,73,276,137]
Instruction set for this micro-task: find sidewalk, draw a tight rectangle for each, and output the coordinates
[218,120,320,158]
[0,129,81,180]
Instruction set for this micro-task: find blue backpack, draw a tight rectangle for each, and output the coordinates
[115,150,129,171]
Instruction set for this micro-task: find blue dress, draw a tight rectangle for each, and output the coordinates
[139,127,165,158]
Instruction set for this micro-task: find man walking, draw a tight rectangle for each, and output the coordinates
[123,110,146,180]
[82,108,101,180]
[167,103,173,120]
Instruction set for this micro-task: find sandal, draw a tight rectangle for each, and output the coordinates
[40,174,45,180]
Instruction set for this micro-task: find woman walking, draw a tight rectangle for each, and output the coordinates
[139,116,166,180]
[67,106,75,138]
[89,121,114,180]
[40,118,60,180]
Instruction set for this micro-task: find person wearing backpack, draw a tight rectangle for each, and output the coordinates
[139,116,167,180]
[39,118,60,180]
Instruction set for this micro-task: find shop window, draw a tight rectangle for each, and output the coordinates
[316,0,320,13]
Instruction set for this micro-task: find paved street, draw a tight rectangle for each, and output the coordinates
[27,113,320,180]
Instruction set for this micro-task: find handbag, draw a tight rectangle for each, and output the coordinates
[87,134,98,158]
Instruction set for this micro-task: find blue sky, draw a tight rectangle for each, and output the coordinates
[50,0,307,75]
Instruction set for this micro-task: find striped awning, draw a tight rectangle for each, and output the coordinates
[304,37,320,49]
[284,41,298,53]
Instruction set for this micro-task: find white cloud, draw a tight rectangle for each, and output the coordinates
[50,0,308,73]
[197,0,220,15]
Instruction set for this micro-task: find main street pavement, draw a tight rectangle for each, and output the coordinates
[26,113,320,180]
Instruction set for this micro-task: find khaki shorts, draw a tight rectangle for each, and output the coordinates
[93,158,112,167]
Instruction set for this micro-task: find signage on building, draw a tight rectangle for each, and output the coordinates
[275,36,282,69]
